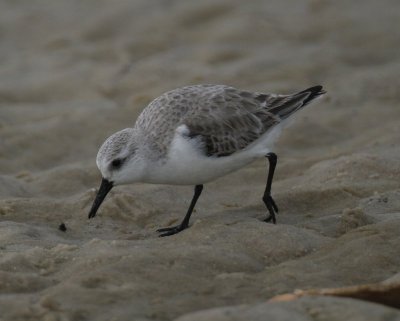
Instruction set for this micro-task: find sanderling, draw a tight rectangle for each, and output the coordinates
[88,84,326,236]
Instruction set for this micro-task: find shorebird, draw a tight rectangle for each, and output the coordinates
[88,84,325,236]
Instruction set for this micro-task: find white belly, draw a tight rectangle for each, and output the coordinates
[142,138,252,185]
[141,124,282,185]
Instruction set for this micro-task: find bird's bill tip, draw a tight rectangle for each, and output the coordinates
[88,178,113,219]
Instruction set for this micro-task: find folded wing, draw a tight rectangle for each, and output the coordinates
[183,86,325,157]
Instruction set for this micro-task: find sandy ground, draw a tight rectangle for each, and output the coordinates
[1,0,400,320]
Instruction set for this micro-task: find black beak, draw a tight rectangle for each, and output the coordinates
[88,178,113,219]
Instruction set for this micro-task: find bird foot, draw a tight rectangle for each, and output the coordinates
[263,195,279,224]
[157,224,188,237]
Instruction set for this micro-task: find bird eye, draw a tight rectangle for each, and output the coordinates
[111,158,123,169]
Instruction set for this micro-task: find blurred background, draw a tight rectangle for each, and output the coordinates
[1,1,400,320]
[2,0,399,175]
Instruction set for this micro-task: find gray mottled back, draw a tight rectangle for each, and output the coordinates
[135,85,233,157]
[134,84,324,158]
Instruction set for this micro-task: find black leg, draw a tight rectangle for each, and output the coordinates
[262,152,279,224]
[157,184,204,237]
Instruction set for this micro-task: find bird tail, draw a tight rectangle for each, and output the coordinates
[267,85,326,120]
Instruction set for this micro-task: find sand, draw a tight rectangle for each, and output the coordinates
[1,0,400,320]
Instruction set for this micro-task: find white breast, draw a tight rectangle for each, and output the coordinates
[142,126,261,185]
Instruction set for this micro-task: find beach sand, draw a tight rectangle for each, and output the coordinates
[1,0,400,320]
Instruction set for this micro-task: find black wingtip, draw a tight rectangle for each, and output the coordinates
[298,85,326,105]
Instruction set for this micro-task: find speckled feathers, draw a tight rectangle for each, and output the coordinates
[134,84,324,158]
